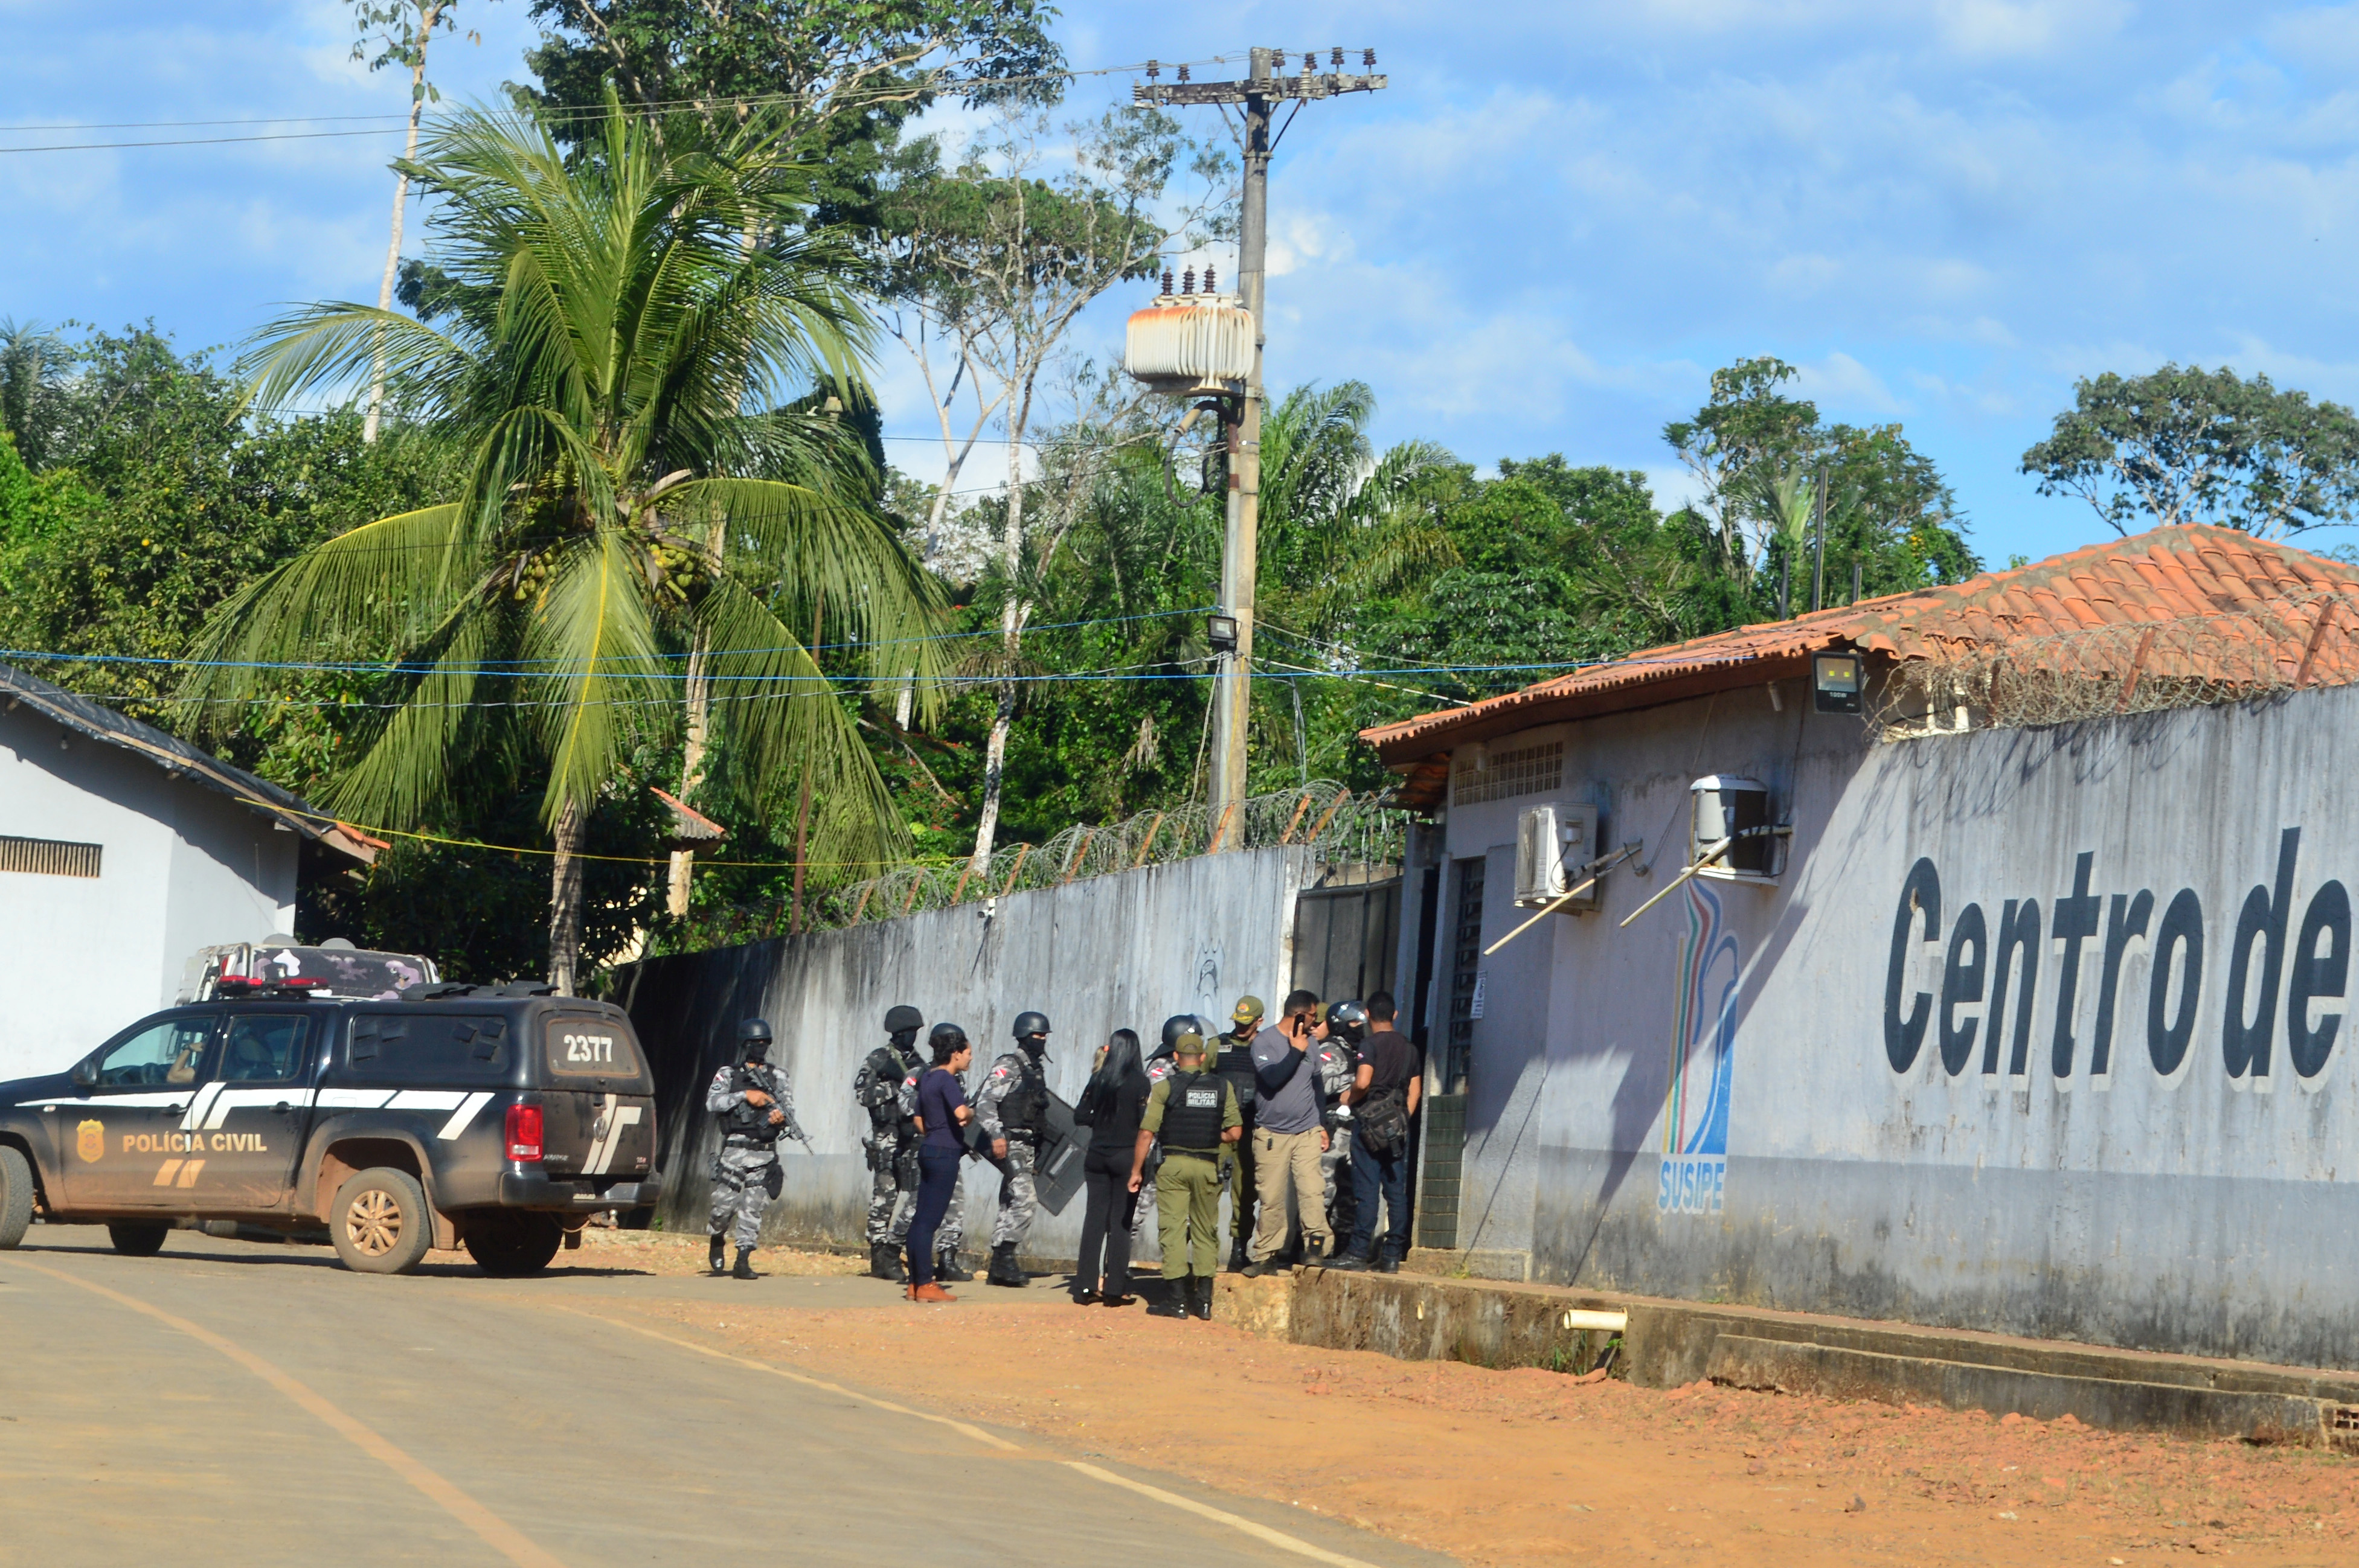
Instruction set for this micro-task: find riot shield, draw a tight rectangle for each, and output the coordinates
[1032,1089,1088,1216]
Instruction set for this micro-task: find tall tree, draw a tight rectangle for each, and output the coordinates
[351,1,479,444]
[0,318,72,469]
[2021,363,2359,539]
[874,104,1226,877]
[1663,356,1975,612]
[185,102,943,993]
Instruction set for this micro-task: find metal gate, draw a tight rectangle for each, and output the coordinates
[1288,875,1401,1005]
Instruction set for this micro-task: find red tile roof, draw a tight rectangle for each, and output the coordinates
[1362,523,2359,802]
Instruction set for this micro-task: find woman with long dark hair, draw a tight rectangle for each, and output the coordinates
[906,1023,974,1303]
[1072,1028,1150,1305]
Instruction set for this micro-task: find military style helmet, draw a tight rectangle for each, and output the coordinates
[1155,1013,1198,1058]
[736,1017,773,1062]
[1327,999,1370,1043]
[884,1003,924,1035]
[1012,1010,1051,1040]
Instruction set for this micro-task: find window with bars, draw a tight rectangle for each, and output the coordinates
[0,835,102,878]
[1452,741,1564,806]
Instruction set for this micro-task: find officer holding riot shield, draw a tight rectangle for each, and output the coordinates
[705,1018,800,1279]
[975,1011,1053,1287]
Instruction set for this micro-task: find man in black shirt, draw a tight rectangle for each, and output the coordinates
[1331,991,1421,1272]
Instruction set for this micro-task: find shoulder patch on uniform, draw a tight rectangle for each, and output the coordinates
[989,1064,1010,1080]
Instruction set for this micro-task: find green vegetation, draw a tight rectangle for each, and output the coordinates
[1,7,2024,987]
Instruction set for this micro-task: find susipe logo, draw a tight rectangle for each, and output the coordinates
[1883,828,2350,1090]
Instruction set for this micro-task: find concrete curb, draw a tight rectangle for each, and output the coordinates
[1217,1266,2359,1449]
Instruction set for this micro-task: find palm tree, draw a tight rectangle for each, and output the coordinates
[1253,380,1457,646]
[183,101,943,992]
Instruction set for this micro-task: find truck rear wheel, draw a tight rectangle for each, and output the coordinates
[0,1147,33,1249]
[464,1211,563,1277]
[107,1221,169,1256]
[330,1168,432,1276]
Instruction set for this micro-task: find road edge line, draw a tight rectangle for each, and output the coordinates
[15,1258,565,1568]
[548,1302,1385,1568]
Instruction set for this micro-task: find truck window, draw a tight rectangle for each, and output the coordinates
[345,1014,511,1083]
[542,1017,645,1083]
[89,1016,216,1087]
[220,1016,311,1083]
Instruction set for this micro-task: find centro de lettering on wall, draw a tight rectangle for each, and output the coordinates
[1883,828,2349,1090]
[1660,881,1739,1214]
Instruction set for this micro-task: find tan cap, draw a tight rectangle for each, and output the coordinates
[1174,1031,1207,1058]
[1231,995,1265,1025]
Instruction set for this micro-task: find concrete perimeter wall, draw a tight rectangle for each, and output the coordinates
[1436,679,2359,1371]
[618,846,1318,1261]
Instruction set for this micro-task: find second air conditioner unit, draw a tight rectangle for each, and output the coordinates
[1514,803,1602,912]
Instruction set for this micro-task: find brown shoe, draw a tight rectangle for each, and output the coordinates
[910,1281,957,1303]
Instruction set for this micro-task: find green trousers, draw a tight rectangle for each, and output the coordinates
[1156,1151,1224,1279]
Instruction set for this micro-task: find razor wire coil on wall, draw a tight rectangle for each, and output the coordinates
[672,779,1407,951]
[1869,586,2359,740]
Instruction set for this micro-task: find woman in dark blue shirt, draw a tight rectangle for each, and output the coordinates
[907,1023,974,1301]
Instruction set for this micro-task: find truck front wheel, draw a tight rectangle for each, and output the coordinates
[330,1168,432,1276]
[0,1147,33,1249]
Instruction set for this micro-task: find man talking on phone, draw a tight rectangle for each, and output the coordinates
[1240,990,1329,1277]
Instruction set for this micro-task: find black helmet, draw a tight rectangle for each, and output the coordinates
[884,1003,924,1035]
[1155,1013,1197,1059]
[1327,999,1369,1043]
[736,1017,772,1063]
[1012,1010,1050,1040]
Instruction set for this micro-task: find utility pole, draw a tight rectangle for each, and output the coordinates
[1137,48,1387,847]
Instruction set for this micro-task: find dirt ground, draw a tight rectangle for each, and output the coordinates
[577,1230,2359,1566]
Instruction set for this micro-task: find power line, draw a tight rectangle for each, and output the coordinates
[0,53,1276,154]
[0,604,1213,676]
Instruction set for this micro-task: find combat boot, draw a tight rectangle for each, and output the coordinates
[987,1242,1025,1287]
[708,1232,728,1276]
[733,1246,758,1280]
[935,1248,974,1282]
[1189,1275,1215,1320]
[870,1242,907,1282]
[1148,1281,1189,1318]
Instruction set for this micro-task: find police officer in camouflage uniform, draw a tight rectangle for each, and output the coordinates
[1315,1000,1369,1253]
[705,1018,798,1280]
[975,1011,1053,1288]
[856,1003,927,1281]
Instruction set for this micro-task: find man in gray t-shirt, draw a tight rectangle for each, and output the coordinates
[1242,990,1329,1275]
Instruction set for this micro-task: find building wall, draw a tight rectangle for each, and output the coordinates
[620,846,1318,1260]
[0,706,297,1082]
[1439,679,2359,1369]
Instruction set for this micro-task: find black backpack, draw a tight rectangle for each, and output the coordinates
[1358,1082,1411,1157]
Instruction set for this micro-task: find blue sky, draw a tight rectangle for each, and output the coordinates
[5,2,2359,569]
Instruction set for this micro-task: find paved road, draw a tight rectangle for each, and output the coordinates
[0,1227,1445,1567]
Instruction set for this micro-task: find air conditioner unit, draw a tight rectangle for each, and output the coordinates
[1514,803,1602,912]
[1692,775,1780,883]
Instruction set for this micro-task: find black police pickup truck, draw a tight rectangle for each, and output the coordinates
[0,982,659,1276]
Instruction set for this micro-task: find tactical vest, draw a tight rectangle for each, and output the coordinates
[1215,1038,1259,1121]
[1158,1069,1227,1153]
[858,1045,916,1130]
[996,1051,1050,1140]
[724,1064,783,1145]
